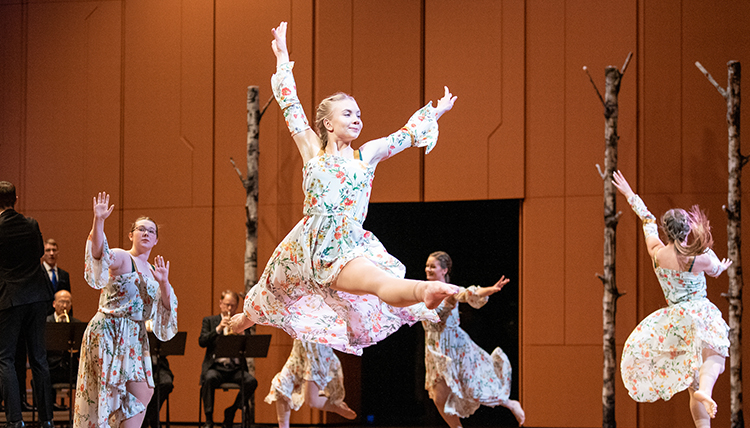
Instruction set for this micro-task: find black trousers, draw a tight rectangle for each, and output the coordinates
[201,365,257,417]
[0,301,54,422]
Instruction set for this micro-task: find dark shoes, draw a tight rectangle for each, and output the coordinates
[223,407,237,428]
[7,422,25,428]
[41,422,55,428]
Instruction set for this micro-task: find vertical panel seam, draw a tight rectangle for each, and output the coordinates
[119,0,126,247]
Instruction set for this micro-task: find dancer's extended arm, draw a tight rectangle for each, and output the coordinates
[359,87,457,165]
[613,171,664,257]
[271,21,321,163]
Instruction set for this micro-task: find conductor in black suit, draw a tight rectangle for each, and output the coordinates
[199,290,258,428]
[0,181,55,428]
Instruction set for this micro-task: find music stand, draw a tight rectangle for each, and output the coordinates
[45,321,87,426]
[214,335,271,428]
[147,331,187,428]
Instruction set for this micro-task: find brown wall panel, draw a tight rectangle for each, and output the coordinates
[526,0,566,199]
[564,0,637,198]
[564,196,605,344]
[424,0,501,201]
[523,345,606,427]
[522,197,565,345]
[488,0,525,200]
[0,4,25,188]
[352,0,422,203]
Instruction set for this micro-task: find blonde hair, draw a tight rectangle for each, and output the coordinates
[661,205,714,268]
[315,92,356,149]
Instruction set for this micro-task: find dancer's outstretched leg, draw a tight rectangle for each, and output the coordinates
[501,399,526,426]
[305,381,356,419]
[275,399,293,428]
[692,349,725,420]
[334,257,458,309]
[431,380,462,428]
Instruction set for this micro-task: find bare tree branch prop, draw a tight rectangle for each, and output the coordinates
[696,60,744,428]
[587,52,631,428]
[583,66,606,107]
[695,61,728,99]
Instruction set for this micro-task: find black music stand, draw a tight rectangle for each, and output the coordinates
[214,335,271,428]
[45,321,87,426]
[147,331,187,428]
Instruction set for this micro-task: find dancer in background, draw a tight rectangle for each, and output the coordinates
[423,251,525,427]
[75,192,178,428]
[614,171,731,428]
[265,340,356,428]
[231,21,459,354]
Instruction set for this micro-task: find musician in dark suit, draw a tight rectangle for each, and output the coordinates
[45,290,83,384]
[0,181,55,428]
[199,290,258,428]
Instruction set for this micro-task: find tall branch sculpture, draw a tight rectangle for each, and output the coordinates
[229,86,273,421]
[696,60,744,428]
[585,51,632,428]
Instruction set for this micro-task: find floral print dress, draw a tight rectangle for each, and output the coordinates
[75,236,178,428]
[620,257,729,402]
[423,286,512,418]
[264,339,347,410]
[243,62,439,356]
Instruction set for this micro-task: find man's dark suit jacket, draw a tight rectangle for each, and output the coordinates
[43,266,71,294]
[199,314,252,385]
[0,209,53,309]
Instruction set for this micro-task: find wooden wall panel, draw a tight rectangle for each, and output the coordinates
[522,197,565,345]
[564,0,637,198]
[0,4,24,189]
[523,345,605,427]
[352,0,422,203]
[424,0,501,201]
[526,0,565,198]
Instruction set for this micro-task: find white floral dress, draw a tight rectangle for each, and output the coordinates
[620,257,729,402]
[264,339,346,410]
[243,62,439,355]
[75,237,178,428]
[423,286,512,418]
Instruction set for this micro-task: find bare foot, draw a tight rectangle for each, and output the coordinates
[693,390,717,418]
[418,281,459,309]
[326,401,356,419]
[505,400,526,426]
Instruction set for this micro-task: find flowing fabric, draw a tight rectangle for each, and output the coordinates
[620,260,729,402]
[265,339,346,410]
[74,237,178,428]
[423,286,512,418]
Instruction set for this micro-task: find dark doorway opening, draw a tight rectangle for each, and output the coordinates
[359,199,520,427]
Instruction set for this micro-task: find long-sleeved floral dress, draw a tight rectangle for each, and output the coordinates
[242,62,438,355]
[74,236,178,428]
[265,339,347,410]
[620,255,729,402]
[423,286,512,418]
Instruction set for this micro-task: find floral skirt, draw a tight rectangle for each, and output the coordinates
[244,214,437,355]
[620,298,729,402]
[74,313,152,428]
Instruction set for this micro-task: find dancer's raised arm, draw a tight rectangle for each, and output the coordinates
[270,21,321,163]
[359,86,457,166]
[613,171,664,257]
